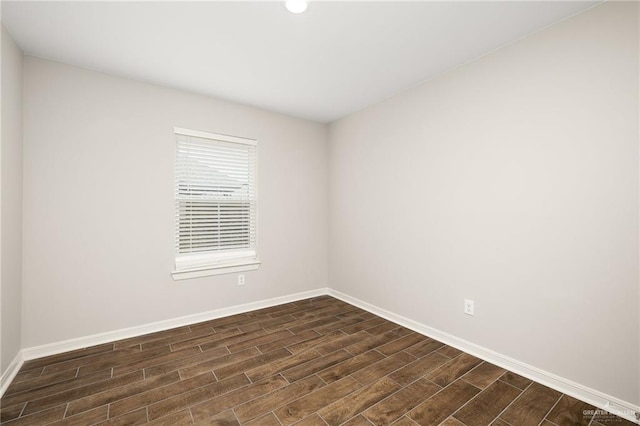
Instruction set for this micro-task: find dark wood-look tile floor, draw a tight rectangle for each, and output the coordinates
[0,296,635,426]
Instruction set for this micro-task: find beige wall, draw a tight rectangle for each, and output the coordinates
[1,25,24,374]
[328,2,639,405]
[22,57,328,347]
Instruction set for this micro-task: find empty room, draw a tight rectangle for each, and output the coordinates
[1,0,638,425]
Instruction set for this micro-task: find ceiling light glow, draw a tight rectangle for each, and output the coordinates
[285,0,308,14]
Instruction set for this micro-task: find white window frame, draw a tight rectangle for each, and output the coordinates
[171,127,260,280]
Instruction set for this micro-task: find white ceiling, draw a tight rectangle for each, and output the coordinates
[2,1,600,123]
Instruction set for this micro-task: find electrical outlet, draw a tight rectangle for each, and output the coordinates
[238,274,245,286]
[464,299,474,316]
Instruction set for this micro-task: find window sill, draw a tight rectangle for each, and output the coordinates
[171,260,261,281]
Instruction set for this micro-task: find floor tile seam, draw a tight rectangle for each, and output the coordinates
[5,370,147,417]
[487,380,535,425]
[351,352,420,387]
[46,345,185,376]
[101,371,217,419]
[21,347,117,374]
[62,374,187,419]
[271,377,365,426]
[354,372,445,425]
[183,373,313,424]
[4,372,86,400]
[277,352,354,383]
[228,330,296,354]
[450,376,529,426]
[538,393,589,426]
[404,370,495,421]
[148,373,260,423]
[457,366,514,394]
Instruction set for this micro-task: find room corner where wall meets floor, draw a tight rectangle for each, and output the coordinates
[1,294,638,424]
[0,289,640,426]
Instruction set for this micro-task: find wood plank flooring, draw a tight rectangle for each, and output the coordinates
[0,296,635,425]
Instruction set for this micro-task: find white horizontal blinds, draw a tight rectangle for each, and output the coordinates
[176,132,257,259]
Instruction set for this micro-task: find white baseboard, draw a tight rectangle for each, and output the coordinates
[327,289,640,425]
[20,287,328,363]
[5,286,639,424]
[0,351,24,397]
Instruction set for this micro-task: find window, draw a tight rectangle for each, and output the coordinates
[172,127,259,280]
